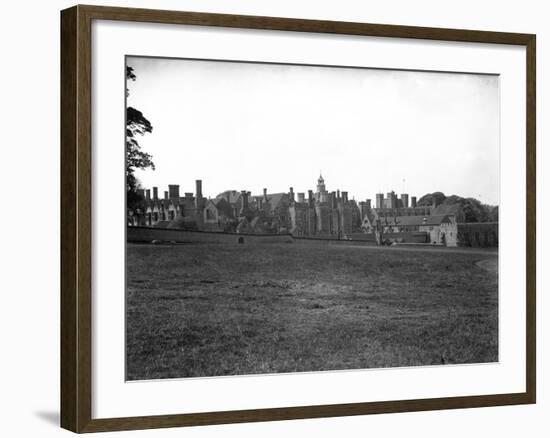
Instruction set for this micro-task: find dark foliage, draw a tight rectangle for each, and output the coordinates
[488,205,499,222]
[417,191,446,207]
[126,66,154,209]
[126,65,136,81]
[418,192,497,223]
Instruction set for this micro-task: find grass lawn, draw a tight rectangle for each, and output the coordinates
[126,242,498,380]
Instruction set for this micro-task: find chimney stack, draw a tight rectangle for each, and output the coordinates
[164,190,168,200]
[168,184,180,199]
[241,190,249,210]
[342,191,348,203]
[297,192,305,203]
[376,193,384,209]
[195,180,205,209]
[263,188,268,201]
[400,193,409,208]
[308,190,314,206]
[195,180,202,198]
[331,191,337,208]
[411,196,417,208]
[387,192,397,209]
[145,189,151,201]
[289,187,295,202]
[366,199,372,209]
[153,187,158,200]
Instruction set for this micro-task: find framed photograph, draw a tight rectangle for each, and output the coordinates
[60,5,536,433]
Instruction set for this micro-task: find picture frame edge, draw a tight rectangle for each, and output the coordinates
[60,4,537,433]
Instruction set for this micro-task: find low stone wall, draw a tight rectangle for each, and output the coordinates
[128,226,434,246]
[293,232,428,245]
[293,235,341,241]
[347,232,429,244]
[293,237,377,247]
[127,226,294,245]
[457,222,499,247]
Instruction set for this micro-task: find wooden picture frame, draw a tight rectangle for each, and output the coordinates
[61,4,536,433]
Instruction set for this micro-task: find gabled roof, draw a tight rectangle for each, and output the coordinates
[433,203,461,216]
[385,214,453,226]
[204,199,217,208]
[215,190,241,205]
[214,197,235,218]
[144,198,180,209]
[249,192,289,214]
[265,193,288,211]
[250,195,267,204]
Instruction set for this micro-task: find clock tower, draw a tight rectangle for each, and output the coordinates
[316,173,328,203]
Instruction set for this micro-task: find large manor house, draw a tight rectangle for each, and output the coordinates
[128,175,468,246]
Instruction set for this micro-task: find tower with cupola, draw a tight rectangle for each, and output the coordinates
[316,173,328,203]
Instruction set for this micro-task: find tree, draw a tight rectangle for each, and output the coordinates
[488,205,499,222]
[417,191,497,223]
[417,191,446,207]
[126,66,154,209]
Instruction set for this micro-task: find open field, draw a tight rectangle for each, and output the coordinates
[126,242,498,380]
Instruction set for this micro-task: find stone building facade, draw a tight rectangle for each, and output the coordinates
[128,175,363,237]
[128,177,469,246]
[370,214,458,246]
[288,175,362,237]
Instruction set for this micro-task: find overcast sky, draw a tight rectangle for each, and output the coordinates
[127,56,500,205]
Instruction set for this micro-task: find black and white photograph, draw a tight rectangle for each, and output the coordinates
[2,0,545,435]
[125,56,500,381]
